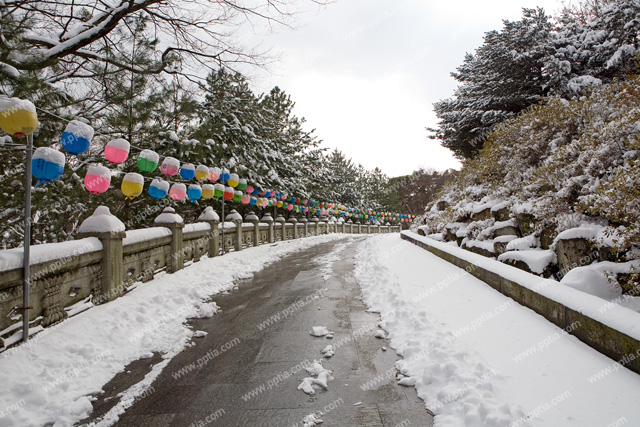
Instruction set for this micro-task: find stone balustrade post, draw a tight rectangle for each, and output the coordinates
[299,217,308,237]
[347,219,353,234]
[245,211,260,247]
[287,216,298,239]
[154,207,184,274]
[262,212,275,243]
[77,206,127,304]
[275,214,286,240]
[198,206,220,257]
[225,209,243,251]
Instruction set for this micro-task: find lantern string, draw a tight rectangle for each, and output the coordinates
[30,106,416,221]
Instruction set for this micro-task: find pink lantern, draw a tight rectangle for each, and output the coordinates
[208,167,220,182]
[280,194,287,201]
[259,190,267,196]
[241,194,251,205]
[287,204,293,211]
[169,183,187,201]
[84,164,110,194]
[161,157,180,177]
[104,138,129,165]
[303,207,309,213]
[246,185,254,194]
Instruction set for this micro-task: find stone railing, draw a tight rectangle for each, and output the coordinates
[0,207,399,346]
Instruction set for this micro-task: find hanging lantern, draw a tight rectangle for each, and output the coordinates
[121,172,143,199]
[169,183,187,201]
[310,201,316,207]
[233,190,242,202]
[246,184,254,194]
[237,178,247,191]
[223,186,234,201]
[149,179,169,199]
[253,188,260,195]
[287,204,293,212]
[268,198,274,207]
[161,157,180,177]
[195,165,209,181]
[137,149,159,173]
[276,200,283,208]
[104,138,130,165]
[187,184,202,201]
[213,183,224,200]
[209,167,220,182]
[84,164,110,194]
[228,173,239,188]
[180,163,196,180]
[0,97,38,137]
[241,194,251,205]
[256,198,263,207]
[32,147,65,186]
[249,196,257,206]
[219,168,230,183]
[303,207,309,213]
[61,120,94,155]
[259,190,266,197]
[202,184,215,199]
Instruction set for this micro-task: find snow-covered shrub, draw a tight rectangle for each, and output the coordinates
[422,76,640,259]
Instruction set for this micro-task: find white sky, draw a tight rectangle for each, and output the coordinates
[243,0,565,177]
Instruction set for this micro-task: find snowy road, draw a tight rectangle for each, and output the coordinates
[355,235,640,427]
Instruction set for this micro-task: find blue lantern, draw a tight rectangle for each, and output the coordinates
[187,184,202,202]
[249,196,257,206]
[60,120,94,155]
[252,188,260,195]
[149,179,169,199]
[32,147,64,186]
[180,163,196,180]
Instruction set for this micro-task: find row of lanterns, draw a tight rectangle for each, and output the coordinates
[0,100,416,220]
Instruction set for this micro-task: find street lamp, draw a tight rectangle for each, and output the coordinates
[0,97,39,342]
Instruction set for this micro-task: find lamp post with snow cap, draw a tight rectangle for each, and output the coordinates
[0,97,39,342]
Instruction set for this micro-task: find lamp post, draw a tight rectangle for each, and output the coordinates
[0,98,39,342]
[220,161,226,255]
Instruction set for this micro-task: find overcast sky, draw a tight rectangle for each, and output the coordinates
[244,0,564,177]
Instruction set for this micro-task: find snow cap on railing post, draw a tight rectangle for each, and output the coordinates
[77,206,126,304]
[154,207,184,273]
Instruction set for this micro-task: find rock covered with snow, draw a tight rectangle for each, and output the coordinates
[154,207,184,224]
[78,206,125,234]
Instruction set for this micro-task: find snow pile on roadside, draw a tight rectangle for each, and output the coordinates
[0,234,347,427]
[355,234,640,427]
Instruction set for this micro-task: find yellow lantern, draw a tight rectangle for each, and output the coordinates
[0,98,38,137]
[228,173,239,188]
[195,165,209,181]
[202,184,215,199]
[121,172,144,199]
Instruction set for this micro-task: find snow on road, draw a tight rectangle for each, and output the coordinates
[354,234,640,427]
[0,234,347,427]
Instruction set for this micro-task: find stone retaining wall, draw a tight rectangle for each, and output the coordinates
[401,231,640,376]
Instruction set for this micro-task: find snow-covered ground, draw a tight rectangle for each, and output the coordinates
[0,234,347,427]
[354,234,640,427]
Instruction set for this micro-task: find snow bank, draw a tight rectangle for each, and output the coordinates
[357,234,640,427]
[0,234,348,427]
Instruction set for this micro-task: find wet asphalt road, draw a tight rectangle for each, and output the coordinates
[85,237,434,427]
